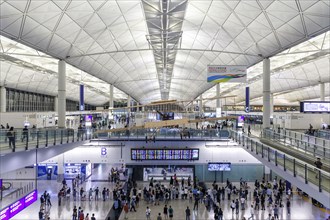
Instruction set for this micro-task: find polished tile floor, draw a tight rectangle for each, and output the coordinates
[8,165,330,220]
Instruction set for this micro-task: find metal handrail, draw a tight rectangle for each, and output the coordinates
[230,130,330,194]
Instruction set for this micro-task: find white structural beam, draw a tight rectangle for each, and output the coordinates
[0,87,6,113]
[58,60,66,128]
[320,82,325,101]
[263,58,271,129]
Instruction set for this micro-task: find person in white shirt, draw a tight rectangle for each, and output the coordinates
[146,206,151,220]
[248,205,254,220]
[240,197,246,210]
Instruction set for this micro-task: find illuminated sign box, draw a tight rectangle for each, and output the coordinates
[300,101,330,113]
[208,163,231,171]
[0,189,38,220]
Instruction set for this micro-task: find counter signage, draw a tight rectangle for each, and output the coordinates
[0,207,10,220]
[24,190,38,207]
[9,198,25,218]
[0,189,38,220]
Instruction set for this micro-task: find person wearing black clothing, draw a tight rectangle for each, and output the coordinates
[163,205,168,219]
[95,187,99,200]
[193,195,199,210]
[185,207,191,220]
[235,199,239,214]
[91,213,96,220]
[7,127,15,149]
[21,126,28,142]
[314,158,323,179]
[38,209,44,220]
[218,208,223,220]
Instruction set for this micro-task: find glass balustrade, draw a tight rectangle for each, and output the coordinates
[231,130,330,194]
[0,128,93,153]
[262,128,330,160]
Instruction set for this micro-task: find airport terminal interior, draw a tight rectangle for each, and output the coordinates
[0,0,330,220]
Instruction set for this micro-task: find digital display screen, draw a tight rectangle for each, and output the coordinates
[301,102,330,113]
[156,112,175,121]
[131,149,199,160]
[0,189,38,220]
[208,163,231,171]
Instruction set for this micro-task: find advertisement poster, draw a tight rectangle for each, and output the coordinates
[207,65,247,83]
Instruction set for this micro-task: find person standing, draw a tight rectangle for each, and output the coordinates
[146,206,151,220]
[7,127,15,150]
[85,213,90,220]
[46,193,52,206]
[218,207,223,220]
[157,213,162,220]
[193,195,199,210]
[72,206,78,220]
[286,199,291,215]
[123,203,129,219]
[79,210,84,220]
[163,205,168,219]
[168,206,173,220]
[95,187,99,201]
[91,213,96,220]
[185,206,191,220]
[248,124,251,136]
[21,125,28,142]
[88,188,93,201]
[314,158,323,178]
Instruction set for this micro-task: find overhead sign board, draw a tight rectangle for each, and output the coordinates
[207,65,247,83]
[300,102,330,113]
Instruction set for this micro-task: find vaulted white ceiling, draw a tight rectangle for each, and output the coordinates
[0,0,329,106]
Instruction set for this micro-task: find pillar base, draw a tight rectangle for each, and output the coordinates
[57,174,64,183]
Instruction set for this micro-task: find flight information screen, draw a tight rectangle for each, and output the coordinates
[131,149,199,160]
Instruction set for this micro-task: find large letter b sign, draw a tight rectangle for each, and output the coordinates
[101,147,107,156]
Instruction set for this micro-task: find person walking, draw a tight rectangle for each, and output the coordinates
[248,124,251,136]
[273,205,279,219]
[123,203,129,219]
[235,199,239,215]
[146,206,151,220]
[157,213,162,220]
[248,205,254,220]
[185,206,191,220]
[230,200,236,215]
[85,213,90,220]
[168,206,174,220]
